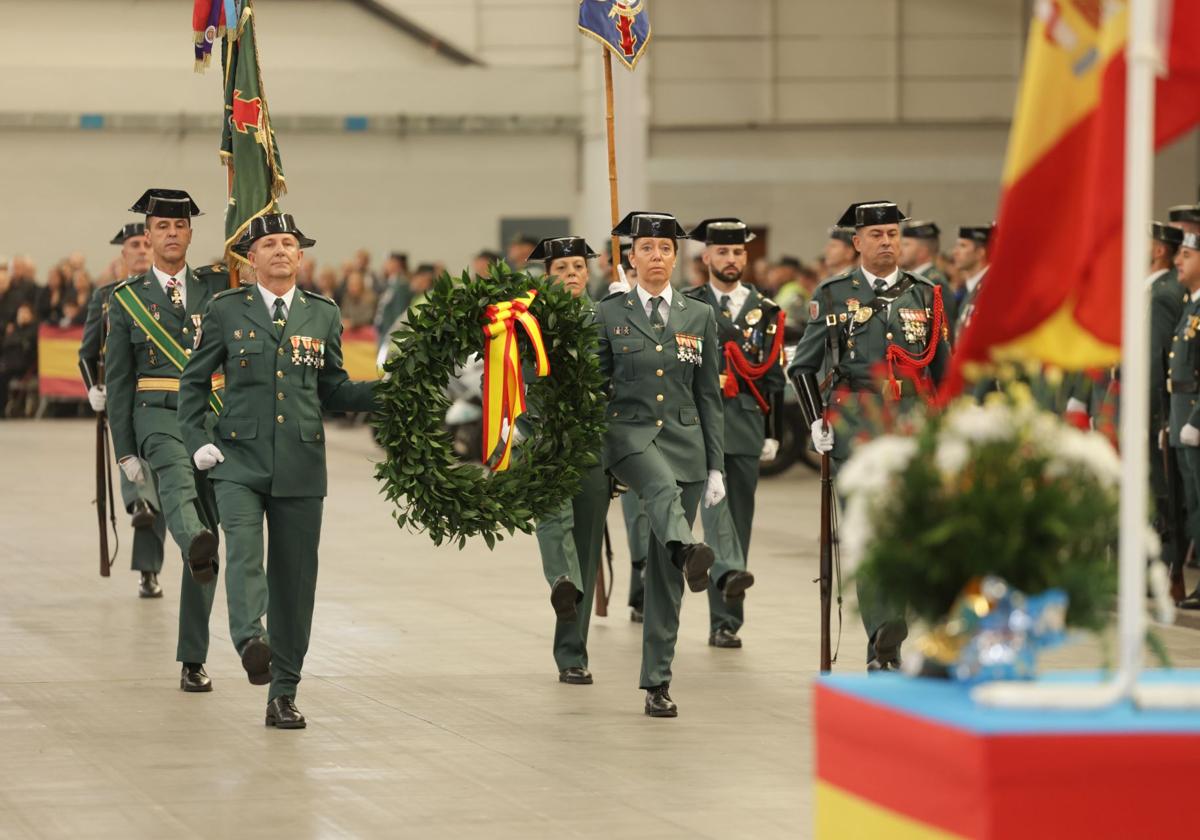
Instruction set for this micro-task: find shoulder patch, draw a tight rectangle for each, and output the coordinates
[600,290,627,303]
[682,285,706,301]
[809,299,820,321]
[907,271,935,287]
[211,287,245,301]
[194,263,229,278]
[303,290,336,306]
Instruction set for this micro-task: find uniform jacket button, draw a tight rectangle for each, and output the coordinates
[277,392,285,400]
[276,414,285,423]
[655,419,663,427]
[276,370,284,378]
[231,431,238,439]
[656,369,663,376]
[886,332,893,340]
[656,394,664,402]
[655,345,663,352]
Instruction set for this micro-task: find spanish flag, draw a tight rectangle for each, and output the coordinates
[951,0,1200,383]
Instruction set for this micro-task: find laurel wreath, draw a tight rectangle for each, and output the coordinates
[372,264,607,549]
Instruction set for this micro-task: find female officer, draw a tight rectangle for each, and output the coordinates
[594,212,726,718]
[528,236,611,686]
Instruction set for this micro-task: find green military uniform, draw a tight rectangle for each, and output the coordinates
[595,284,724,689]
[621,491,648,617]
[913,262,958,332]
[1167,291,1200,560]
[179,258,378,705]
[79,278,165,577]
[682,281,786,639]
[105,264,228,664]
[788,203,951,667]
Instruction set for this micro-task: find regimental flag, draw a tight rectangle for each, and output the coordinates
[949,0,1200,385]
[192,1,226,71]
[578,0,652,70]
[219,0,286,266]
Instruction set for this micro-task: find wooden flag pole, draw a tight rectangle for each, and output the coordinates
[226,162,240,287]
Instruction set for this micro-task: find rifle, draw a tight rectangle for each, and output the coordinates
[794,370,835,672]
[1159,355,1187,603]
[82,297,118,577]
[596,524,614,617]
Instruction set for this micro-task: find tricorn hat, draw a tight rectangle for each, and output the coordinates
[836,201,907,229]
[688,218,756,245]
[1183,232,1200,251]
[828,226,856,246]
[110,222,146,245]
[233,213,316,256]
[958,225,995,246]
[1168,204,1200,224]
[130,188,202,218]
[1151,222,1184,246]
[612,211,689,240]
[529,236,597,263]
[902,220,941,239]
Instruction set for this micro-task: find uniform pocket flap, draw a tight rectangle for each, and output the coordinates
[299,420,325,442]
[608,404,638,421]
[236,340,264,355]
[679,406,700,425]
[615,338,645,354]
[217,417,258,441]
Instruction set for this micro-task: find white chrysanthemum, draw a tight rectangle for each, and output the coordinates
[1043,425,1121,487]
[934,436,970,477]
[944,401,1015,445]
[838,435,917,500]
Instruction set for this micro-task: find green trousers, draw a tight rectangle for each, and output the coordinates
[139,433,219,663]
[620,491,648,610]
[1177,446,1200,551]
[118,462,165,574]
[214,480,323,703]
[535,464,610,670]
[700,454,757,634]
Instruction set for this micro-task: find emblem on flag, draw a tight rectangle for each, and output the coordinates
[578,0,652,70]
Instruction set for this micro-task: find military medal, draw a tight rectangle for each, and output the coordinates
[248,330,256,339]
[315,338,326,369]
[150,303,160,321]
[846,298,860,312]
[234,329,243,340]
[614,325,630,336]
[291,335,302,364]
[191,314,203,350]
[744,307,762,326]
[854,306,873,324]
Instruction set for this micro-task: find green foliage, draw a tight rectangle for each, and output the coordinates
[371,263,606,548]
[851,400,1119,632]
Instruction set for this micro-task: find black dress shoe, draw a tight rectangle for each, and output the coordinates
[867,657,902,673]
[180,663,213,692]
[138,571,163,599]
[240,637,272,685]
[558,667,594,685]
[1179,590,1200,610]
[265,696,306,729]
[130,500,155,529]
[677,543,715,593]
[708,627,743,649]
[721,570,755,604]
[630,606,644,623]
[550,575,579,622]
[644,685,678,718]
[187,530,219,584]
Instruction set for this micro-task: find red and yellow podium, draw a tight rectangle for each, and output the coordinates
[814,671,1200,838]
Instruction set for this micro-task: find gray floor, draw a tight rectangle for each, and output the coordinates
[0,420,1196,839]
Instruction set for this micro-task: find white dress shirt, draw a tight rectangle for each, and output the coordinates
[964,267,988,295]
[636,283,674,327]
[257,283,297,322]
[711,281,750,321]
[861,266,901,314]
[152,264,188,308]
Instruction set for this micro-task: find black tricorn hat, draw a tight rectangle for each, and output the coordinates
[1151,222,1184,246]
[529,236,597,263]
[110,222,146,245]
[958,225,995,245]
[130,188,202,218]
[233,213,316,256]
[688,218,756,245]
[836,201,907,228]
[828,226,856,246]
[1168,203,1200,224]
[902,220,941,239]
[612,211,689,239]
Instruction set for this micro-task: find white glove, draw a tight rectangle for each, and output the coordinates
[703,469,726,509]
[608,264,631,295]
[118,456,144,483]
[760,438,780,462]
[1182,424,1200,447]
[87,384,106,412]
[811,419,835,454]
[1065,397,1088,415]
[193,443,225,471]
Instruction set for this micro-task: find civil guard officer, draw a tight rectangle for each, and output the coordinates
[683,218,786,649]
[787,201,951,671]
[104,189,228,691]
[595,211,725,717]
[1167,231,1200,610]
[179,213,380,729]
[80,221,167,598]
[952,225,993,341]
[525,236,612,685]
[900,219,959,330]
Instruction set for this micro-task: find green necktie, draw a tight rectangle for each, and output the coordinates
[272,298,287,332]
[650,296,664,331]
[719,294,732,320]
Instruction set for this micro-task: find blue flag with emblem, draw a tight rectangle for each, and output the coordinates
[577,0,652,71]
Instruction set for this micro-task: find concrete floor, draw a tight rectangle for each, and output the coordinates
[0,419,1197,840]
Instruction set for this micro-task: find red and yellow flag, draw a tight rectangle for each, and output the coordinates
[950,0,1200,384]
[481,291,550,472]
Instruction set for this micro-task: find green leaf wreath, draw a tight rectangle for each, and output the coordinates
[372,263,606,549]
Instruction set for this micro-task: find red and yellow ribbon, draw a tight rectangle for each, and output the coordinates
[481,290,550,471]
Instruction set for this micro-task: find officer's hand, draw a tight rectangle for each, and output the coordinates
[118,456,144,483]
[760,438,780,462]
[87,384,106,413]
[1182,424,1200,448]
[811,419,835,454]
[193,444,225,471]
[607,264,632,295]
[703,470,726,508]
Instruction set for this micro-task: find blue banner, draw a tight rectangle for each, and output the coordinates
[577,0,652,70]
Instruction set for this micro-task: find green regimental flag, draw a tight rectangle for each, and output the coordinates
[220,0,285,266]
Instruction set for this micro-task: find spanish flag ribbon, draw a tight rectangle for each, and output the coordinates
[481,290,550,471]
